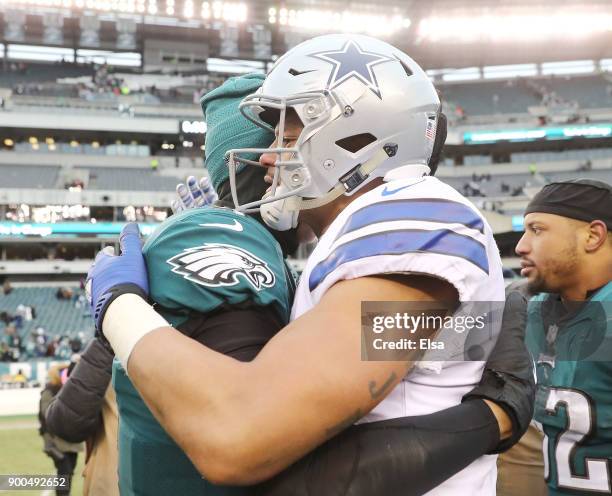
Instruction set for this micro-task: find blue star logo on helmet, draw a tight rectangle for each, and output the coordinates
[310,39,396,99]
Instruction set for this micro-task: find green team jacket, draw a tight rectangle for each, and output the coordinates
[526,282,612,495]
[112,207,294,495]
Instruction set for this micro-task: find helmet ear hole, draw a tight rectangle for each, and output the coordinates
[335,133,377,153]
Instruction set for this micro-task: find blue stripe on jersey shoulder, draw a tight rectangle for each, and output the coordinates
[309,229,489,292]
[335,199,485,240]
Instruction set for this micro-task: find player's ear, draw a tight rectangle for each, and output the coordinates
[584,220,608,253]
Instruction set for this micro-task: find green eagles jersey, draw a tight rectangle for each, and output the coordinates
[113,207,294,495]
[526,282,612,495]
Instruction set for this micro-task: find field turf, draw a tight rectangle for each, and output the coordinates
[0,415,84,495]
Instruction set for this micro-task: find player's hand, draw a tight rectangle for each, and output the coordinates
[86,223,149,336]
[171,175,217,213]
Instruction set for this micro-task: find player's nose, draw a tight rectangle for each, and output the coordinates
[515,234,529,256]
[259,150,277,168]
[259,151,278,184]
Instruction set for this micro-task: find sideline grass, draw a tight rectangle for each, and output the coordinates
[0,415,84,495]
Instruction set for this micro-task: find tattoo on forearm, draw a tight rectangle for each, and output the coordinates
[325,372,402,439]
[369,372,397,400]
[325,409,363,438]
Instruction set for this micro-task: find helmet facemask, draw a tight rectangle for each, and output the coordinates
[226,90,338,213]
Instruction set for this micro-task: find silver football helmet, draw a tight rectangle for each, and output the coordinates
[226,33,441,230]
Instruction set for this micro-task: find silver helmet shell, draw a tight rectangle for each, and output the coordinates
[226,34,441,228]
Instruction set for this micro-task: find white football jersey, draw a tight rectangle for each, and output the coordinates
[292,166,505,495]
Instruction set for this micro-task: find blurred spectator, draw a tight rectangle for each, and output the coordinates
[578,159,592,172]
[463,181,485,197]
[46,336,60,358]
[15,304,34,328]
[75,294,88,309]
[39,364,84,496]
[492,93,500,109]
[0,311,11,325]
[0,342,11,361]
[56,287,74,300]
[35,327,48,357]
[13,369,27,388]
[512,186,525,197]
[65,179,84,190]
[5,325,23,361]
[3,280,13,295]
[59,336,74,360]
[70,333,83,354]
[25,333,36,358]
[46,339,119,495]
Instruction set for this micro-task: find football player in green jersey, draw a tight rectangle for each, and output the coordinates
[110,73,304,495]
[517,179,612,495]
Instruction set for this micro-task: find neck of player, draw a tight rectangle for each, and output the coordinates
[301,178,385,237]
[560,257,612,302]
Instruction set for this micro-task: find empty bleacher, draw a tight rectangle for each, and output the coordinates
[0,62,95,87]
[541,75,612,109]
[439,79,540,116]
[443,173,541,196]
[511,147,612,163]
[544,168,612,184]
[0,163,183,192]
[77,166,179,191]
[0,287,93,338]
[463,155,493,166]
[0,164,60,189]
[442,167,611,199]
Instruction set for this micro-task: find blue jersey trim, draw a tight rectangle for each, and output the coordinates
[309,228,489,291]
[334,199,485,241]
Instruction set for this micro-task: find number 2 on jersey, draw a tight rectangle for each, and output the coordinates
[545,388,611,493]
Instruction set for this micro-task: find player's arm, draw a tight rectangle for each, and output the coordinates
[123,274,455,484]
[258,283,535,495]
[88,230,456,484]
[45,338,113,443]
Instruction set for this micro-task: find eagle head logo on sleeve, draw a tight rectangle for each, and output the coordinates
[166,243,276,291]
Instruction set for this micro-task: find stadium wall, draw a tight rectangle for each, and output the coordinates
[0,387,42,416]
[0,360,68,416]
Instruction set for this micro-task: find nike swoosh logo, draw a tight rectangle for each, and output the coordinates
[199,219,244,232]
[288,68,317,76]
[381,179,425,197]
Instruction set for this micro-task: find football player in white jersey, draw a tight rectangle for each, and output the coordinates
[87,34,506,494]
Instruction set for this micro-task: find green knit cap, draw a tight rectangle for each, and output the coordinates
[200,73,274,191]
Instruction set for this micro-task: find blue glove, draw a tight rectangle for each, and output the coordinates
[170,175,218,214]
[86,223,149,334]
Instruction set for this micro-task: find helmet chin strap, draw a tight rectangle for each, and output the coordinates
[294,147,391,211]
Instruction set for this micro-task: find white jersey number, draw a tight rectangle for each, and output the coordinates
[545,388,611,493]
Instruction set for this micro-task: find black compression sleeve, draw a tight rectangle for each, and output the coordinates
[176,304,284,362]
[463,282,536,453]
[45,338,113,443]
[255,400,499,496]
